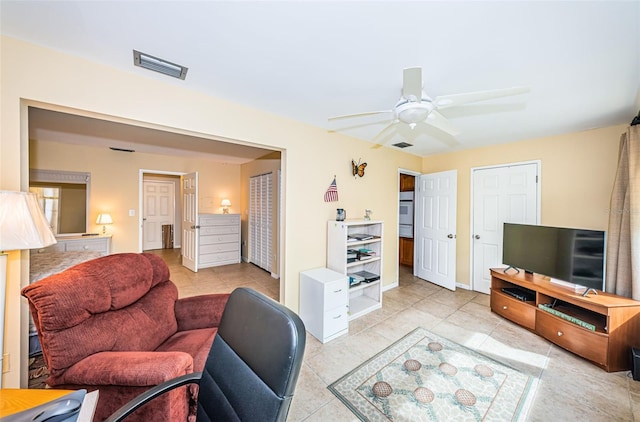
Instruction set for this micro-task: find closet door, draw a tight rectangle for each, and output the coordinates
[249,173,273,272]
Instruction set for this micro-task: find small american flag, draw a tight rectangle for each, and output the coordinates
[324,177,339,202]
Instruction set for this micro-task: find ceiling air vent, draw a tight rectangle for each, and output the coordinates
[392,142,413,148]
[133,50,188,80]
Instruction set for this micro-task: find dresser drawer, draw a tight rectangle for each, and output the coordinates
[324,278,348,309]
[200,214,240,226]
[200,242,239,254]
[490,290,536,331]
[200,233,239,245]
[64,239,109,252]
[536,310,608,366]
[200,251,240,265]
[323,307,349,336]
[200,225,240,236]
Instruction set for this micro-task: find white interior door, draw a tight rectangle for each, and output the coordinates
[181,172,198,272]
[415,169,457,291]
[472,163,539,294]
[143,181,175,250]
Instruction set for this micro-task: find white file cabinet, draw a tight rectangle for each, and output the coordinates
[198,213,241,269]
[299,268,349,343]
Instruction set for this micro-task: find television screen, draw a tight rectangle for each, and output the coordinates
[502,223,605,291]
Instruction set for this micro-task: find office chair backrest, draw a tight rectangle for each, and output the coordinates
[196,287,306,422]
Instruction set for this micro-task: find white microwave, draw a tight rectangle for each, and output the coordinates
[399,200,413,225]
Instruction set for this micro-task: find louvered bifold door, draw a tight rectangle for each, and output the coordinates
[249,173,273,272]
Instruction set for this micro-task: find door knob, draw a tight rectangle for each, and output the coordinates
[447,234,455,239]
[474,235,481,239]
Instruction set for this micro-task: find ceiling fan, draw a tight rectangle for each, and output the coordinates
[329,67,529,147]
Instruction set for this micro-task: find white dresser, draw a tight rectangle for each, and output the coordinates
[299,268,349,343]
[198,213,241,269]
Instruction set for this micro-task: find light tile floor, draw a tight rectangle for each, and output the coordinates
[154,249,640,421]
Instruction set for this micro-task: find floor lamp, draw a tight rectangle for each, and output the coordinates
[0,191,56,388]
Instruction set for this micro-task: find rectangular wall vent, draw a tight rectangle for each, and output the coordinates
[133,50,188,80]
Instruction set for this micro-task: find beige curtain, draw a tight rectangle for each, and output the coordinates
[606,125,640,299]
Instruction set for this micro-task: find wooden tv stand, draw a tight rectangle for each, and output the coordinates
[490,268,640,372]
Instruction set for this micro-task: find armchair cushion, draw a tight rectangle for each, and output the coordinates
[60,351,193,386]
[175,294,228,331]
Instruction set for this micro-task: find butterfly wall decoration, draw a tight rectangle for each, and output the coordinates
[352,159,367,178]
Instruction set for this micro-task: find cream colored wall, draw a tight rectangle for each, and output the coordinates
[0,36,422,387]
[422,124,625,288]
[29,140,242,252]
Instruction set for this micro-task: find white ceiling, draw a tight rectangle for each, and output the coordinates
[2,1,639,157]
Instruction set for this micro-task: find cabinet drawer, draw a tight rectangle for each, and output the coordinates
[43,243,66,253]
[536,310,608,366]
[64,240,108,252]
[323,307,349,336]
[200,233,239,245]
[200,250,240,265]
[324,279,348,309]
[490,291,536,331]
[200,215,240,226]
[200,242,239,254]
[200,225,239,236]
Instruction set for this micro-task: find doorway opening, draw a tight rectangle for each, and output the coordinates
[141,173,181,252]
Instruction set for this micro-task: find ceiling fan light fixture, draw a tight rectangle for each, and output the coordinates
[133,50,188,80]
[396,102,432,124]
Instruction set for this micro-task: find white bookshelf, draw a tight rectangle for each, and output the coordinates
[327,220,383,320]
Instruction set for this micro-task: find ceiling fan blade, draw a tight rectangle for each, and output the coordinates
[328,110,393,121]
[372,120,401,148]
[402,67,422,101]
[434,86,530,109]
[425,110,460,136]
[413,121,461,148]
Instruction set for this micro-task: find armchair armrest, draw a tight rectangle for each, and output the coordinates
[60,351,194,387]
[104,372,202,422]
[175,293,230,331]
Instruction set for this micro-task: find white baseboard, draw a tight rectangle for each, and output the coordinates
[383,281,399,291]
[456,282,471,290]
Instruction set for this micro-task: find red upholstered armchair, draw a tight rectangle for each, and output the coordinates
[21,253,230,422]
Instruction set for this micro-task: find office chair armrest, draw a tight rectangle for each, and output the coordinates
[175,293,230,331]
[104,371,203,422]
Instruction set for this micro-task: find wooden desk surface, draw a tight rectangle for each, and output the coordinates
[0,389,74,417]
[0,388,98,420]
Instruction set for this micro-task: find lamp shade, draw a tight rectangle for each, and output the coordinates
[96,213,113,225]
[220,199,231,207]
[0,191,57,251]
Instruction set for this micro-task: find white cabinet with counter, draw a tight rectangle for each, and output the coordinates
[40,235,112,255]
[198,213,241,269]
[299,268,349,343]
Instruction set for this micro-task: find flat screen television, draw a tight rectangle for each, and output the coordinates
[502,223,606,291]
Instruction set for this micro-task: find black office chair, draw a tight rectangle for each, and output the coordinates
[105,287,306,422]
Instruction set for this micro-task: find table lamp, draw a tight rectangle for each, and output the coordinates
[96,213,113,235]
[0,191,56,388]
[221,199,231,214]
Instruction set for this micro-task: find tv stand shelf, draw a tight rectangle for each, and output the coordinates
[490,268,640,372]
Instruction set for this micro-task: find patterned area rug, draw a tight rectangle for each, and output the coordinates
[328,328,538,421]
